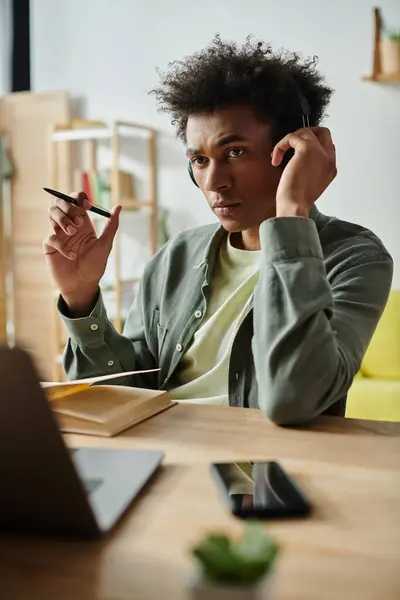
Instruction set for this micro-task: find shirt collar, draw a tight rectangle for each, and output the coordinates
[194,204,322,270]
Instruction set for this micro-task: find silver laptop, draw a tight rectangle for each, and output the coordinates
[0,346,164,538]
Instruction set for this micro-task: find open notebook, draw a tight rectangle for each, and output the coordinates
[41,369,175,437]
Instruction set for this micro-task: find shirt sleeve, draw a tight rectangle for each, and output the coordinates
[58,287,158,388]
[253,216,393,425]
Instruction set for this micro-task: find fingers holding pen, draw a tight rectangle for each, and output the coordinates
[48,191,92,235]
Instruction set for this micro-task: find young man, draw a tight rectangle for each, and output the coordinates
[44,37,393,425]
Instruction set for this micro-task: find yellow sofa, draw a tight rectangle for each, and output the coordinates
[346,290,400,422]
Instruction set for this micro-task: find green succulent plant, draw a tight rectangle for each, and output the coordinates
[387,29,400,42]
[192,522,279,586]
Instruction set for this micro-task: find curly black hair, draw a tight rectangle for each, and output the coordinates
[151,35,333,146]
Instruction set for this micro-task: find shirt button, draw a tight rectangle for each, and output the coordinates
[176,344,183,352]
[108,360,114,367]
[90,323,99,331]
[194,310,202,318]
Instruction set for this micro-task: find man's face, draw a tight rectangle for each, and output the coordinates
[186,105,282,232]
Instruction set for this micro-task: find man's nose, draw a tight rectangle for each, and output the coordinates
[204,161,232,192]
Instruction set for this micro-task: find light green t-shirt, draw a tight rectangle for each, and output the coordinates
[169,235,261,405]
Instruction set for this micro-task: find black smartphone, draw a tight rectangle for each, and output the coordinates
[210,461,312,519]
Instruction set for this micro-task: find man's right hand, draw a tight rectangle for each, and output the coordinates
[43,191,121,316]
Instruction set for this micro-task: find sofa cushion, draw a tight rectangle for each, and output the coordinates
[361,290,400,380]
[346,378,400,422]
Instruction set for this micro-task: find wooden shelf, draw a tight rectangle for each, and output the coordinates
[89,199,153,220]
[363,73,400,83]
[363,8,400,85]
[51,121,155,143]
[120,199,153,210]
[102,278,140,290]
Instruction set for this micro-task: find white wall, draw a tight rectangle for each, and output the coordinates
[0,0,12,95]
[31,0,400,285]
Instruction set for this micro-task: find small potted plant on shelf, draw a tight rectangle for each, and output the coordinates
[189,522,279,600]
[381,29,400,75]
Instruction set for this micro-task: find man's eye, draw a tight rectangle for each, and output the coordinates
[228,148,244,158]
[191,156,207,165]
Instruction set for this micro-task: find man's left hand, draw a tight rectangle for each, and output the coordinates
[271,126,337,218]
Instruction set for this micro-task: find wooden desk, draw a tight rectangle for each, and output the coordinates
[0,404,399,600]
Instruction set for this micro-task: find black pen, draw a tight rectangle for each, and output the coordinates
[43,187,112,219]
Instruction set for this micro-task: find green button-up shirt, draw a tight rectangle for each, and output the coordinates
[59,207,393,425]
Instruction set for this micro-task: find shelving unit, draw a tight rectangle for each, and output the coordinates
[363,8,400,84]
[0,90,71,381]
[49,120,158,380]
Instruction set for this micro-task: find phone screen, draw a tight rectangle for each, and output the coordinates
[211,461,312,519]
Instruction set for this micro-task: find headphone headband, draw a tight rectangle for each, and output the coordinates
[187,161,198,187]
[299,94,311,118]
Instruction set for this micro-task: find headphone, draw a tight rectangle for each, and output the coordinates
[187,89,311,188]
